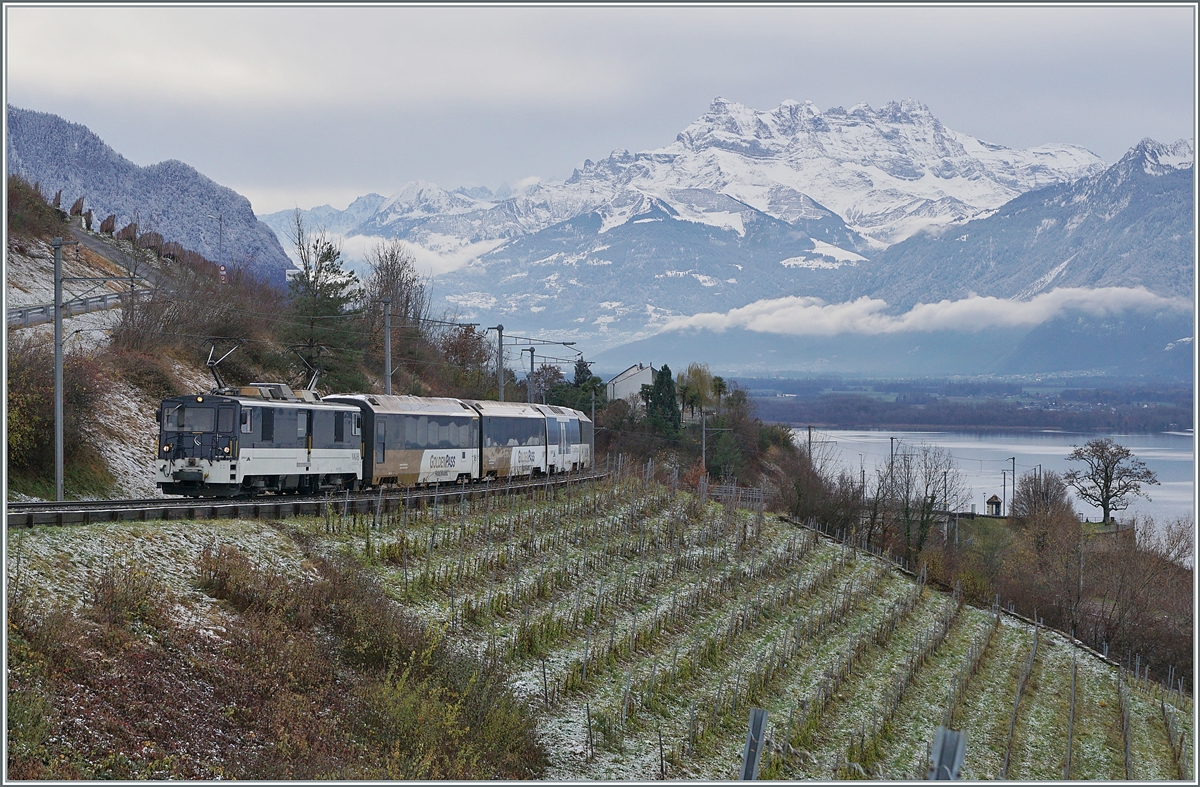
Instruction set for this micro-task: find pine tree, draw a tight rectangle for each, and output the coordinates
[286,210,364,392]
[646,364,680,434]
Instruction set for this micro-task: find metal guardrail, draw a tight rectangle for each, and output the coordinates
[7,290,148,329]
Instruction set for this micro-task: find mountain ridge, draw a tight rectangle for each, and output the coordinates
[6,105,293,284]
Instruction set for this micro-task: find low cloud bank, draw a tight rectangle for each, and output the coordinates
[660,287,1190,336]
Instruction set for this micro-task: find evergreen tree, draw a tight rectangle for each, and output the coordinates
[646,364,680,434]
[286,210,364,392]
[573,357,593,387]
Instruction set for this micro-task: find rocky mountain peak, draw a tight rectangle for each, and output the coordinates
[1126,137,1194,175]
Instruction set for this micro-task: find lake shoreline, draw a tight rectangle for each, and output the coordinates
[795,427,1194,526]
[774,421,1191,434]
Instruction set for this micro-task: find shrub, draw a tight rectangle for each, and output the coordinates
[6,332,107,477]
[90,562,170,628]
[194,543,546,778]
[7,175,67,240]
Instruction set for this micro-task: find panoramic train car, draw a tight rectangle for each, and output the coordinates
[324,394,481,486]
[468,400,549,478]
[534,404,594,473]
[156,383,362,497]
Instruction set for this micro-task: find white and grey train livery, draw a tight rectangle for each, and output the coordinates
[156,384,594,497]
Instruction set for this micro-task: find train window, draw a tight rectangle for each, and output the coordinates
[525,419,544,446]
[404,416,418,449]
[376,418,386,464]
[334,411,345,443]
[298,411,308,437]
[240,409,252,434]
[547,418,560,446]
[352,413,361,436]
[218,407,235,433]
[567,419,580,444]
[164,405,215,433]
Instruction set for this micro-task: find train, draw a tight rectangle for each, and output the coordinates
[155,383,593,497]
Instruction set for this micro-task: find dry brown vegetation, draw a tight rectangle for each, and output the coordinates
[6,525,545,779]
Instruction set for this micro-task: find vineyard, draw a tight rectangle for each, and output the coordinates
[314,468,1193,780]
[7,470,1190,777]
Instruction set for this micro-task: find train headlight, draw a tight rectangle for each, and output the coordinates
[223,446,230,453]
[196,396,203,402]
[162,445,170,453]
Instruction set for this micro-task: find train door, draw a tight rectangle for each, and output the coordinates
[300,409,312,466]
[546,417,560,472]
[375,417,386,468]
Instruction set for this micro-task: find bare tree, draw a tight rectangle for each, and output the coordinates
[361,238,430,328]
[1065,438,1159,523]
[883,445,970,564]
[1011,469,1072,520]
[1011,469,1074,551]
[1082,515,1192,677]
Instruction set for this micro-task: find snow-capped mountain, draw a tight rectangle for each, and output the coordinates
[573,97,1106,246]
[264,96,1104,257]
[859,137,1195,308]
[6,105,294,283]
[261,97,1113,348]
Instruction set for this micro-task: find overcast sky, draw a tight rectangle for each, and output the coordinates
[6,5,1195,216]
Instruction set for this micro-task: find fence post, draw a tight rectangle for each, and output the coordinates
[740,707,768,780]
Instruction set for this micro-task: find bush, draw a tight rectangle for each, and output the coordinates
[7,175,67,241]
[195,543,546,778]
[90,562,170,628]
[7,332,108,478]
[104,348,182,400]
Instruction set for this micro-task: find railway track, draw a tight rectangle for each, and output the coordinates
[7,471,608,528]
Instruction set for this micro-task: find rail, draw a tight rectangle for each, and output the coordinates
[6,470,608,528]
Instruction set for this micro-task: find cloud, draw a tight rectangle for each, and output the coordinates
[660,287,1190,336]
[5,6,1191,212]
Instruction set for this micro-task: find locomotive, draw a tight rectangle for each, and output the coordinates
[155,383,594,497]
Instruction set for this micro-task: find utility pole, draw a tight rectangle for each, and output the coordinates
[702,411,706,469]
[591,388,595,425]
[1002,470,1008,517]
[807,425,813,458]
[888,436,897,500]
[526,347,535,404]
[52,236,78,502]
[1006,456,1016,517]
[494,324,504,401]
[382,298,392,395]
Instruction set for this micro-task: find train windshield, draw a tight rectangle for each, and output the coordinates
[163,405,216,433]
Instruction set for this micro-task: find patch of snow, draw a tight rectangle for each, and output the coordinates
[809,240,866,263]
[446,292,498,310]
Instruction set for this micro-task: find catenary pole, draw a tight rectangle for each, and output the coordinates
[52,237,79,502]
[527,347,535,403]
[383,298,392,395]
[496,324,504,401]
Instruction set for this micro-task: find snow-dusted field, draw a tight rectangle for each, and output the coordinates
[7,475,1192,780]
[198,477,1198,779]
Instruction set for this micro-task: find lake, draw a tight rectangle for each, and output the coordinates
[796,428,1195,526]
